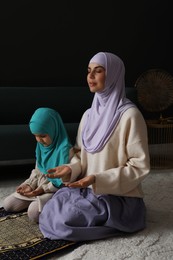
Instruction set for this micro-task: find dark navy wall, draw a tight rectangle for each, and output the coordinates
[0,0,172,87]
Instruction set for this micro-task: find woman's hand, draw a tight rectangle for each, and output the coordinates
[46,165,71,179]
[46,166,71,181]
[66,175,95,188]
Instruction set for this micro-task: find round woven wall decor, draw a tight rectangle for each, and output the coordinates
[135,69,173,112]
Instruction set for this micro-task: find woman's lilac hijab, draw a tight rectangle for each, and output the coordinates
[82,52,135,153]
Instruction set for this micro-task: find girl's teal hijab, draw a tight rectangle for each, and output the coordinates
[29,107,72,187]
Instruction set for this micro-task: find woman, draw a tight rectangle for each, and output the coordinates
[39,52,150,240]
[3,107,72,222]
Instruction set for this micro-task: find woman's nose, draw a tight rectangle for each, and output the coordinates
[88,71,95,78]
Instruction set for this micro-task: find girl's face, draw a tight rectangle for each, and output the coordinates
[34,134,52,146]
[87,63,106,93]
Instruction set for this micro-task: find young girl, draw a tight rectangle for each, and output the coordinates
[39,52,150,241]
[3,107,72,222]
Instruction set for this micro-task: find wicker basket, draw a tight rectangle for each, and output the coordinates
[146,119,173,169]
[135,69,173,112]
[135,69,173,169]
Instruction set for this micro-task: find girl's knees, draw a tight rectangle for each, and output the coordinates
[27,202,40,223]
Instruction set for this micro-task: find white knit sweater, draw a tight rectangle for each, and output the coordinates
[68,107,150,198]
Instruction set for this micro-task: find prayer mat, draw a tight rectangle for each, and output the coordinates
[0,207,76,259]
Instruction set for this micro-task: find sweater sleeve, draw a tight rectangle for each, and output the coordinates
[94,108,150,197]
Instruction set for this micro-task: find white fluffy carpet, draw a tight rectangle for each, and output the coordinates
[1,169,173,260]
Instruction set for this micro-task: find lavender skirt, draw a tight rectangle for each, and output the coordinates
[39,187,146,241]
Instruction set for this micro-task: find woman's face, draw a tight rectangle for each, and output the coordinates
[87,63,106,93]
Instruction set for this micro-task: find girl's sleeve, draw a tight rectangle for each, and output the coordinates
[23,167,40,190]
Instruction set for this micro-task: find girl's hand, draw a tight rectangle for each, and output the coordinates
[21,187,44,197]
[66,175,95,188]
[17,184,32,195]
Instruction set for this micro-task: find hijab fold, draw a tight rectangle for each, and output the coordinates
[82,52,135,153]
[29,107,72,187]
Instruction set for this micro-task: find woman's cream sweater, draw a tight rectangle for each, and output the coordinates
[68,107,150,198]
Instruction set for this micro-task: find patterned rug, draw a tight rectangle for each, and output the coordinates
[0,207,76,260]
